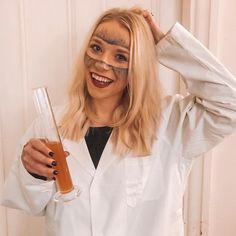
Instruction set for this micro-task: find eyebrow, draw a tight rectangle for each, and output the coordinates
[93,30,130,50]
[90,38,130,56]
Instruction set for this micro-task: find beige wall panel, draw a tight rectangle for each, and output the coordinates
[209,1,236,235]
[22,0,70,109]
[105,0,152,9]
[0,0,74,236]
[158,0,182,96]
[0,127,7,236]
[217,0,236,75]
[0,1,26,235]
[209,134,236,236]
[0,1,26,173]
[74,0,105,53]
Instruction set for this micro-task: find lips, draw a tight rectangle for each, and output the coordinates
[91,73,113,88]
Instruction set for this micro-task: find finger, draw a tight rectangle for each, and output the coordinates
[25,160,59,180]
[65,151,70,158]
[142,10,155,26]
[24,145,56,167]
[143,12,159,43]
[30,138,54,157]
[142,10,164,44]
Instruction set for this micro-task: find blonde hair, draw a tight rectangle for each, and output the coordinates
[60,7,162,156]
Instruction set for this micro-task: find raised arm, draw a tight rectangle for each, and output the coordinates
[160,23,236,158]
[144,12,236,159]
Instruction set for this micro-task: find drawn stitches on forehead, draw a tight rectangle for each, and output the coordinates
[93,29,130,49]
[84,53,128,78]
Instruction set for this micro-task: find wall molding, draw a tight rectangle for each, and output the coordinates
[67,0,77,72]
[208,0,220,54]
[0,112,8,236]
[19,0,30,129]
[151,0,160,23]
[201,2,220,236]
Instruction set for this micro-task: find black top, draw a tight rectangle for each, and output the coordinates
[85,126,113,168]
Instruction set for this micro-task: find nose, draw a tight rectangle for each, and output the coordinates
[93,50,113,71]
[95,60,112,71]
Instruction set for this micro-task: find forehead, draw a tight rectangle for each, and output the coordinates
[92,20,130,49]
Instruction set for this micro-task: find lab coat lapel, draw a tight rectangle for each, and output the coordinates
[96,139,120,175]
[64,136,120,177]
[63,138,95,176]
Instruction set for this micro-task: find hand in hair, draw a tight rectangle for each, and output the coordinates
[142,10,165,44]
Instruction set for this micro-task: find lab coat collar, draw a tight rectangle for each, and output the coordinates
[63,138,95,176]
[63,137,120,177]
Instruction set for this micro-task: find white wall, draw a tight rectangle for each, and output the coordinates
[0,0,235,235]
[208,0,236,235]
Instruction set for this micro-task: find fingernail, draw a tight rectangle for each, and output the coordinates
[52,177,56,181]
[53,170,59,175]
[51,161,57,166]
[49,151,54,157]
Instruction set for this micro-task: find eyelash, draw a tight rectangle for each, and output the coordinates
[90,44,101,53]
[115,54,127,62]
[90,43,128,62]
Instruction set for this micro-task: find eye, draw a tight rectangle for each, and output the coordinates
[115,54,128,62]
[90,44,101,53]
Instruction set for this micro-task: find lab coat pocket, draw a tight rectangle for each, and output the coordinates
[125,156,164,207]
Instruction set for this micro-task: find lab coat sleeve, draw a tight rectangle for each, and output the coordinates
[156,22,236,159]
[0,117,55,215]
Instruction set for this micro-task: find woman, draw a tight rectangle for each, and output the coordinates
[1,7,236,236]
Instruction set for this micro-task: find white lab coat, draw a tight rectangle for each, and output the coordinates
[1,23,236,236]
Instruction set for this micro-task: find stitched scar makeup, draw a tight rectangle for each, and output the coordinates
[84,53,128,79]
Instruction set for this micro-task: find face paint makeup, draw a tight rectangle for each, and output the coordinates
[84,53,128,79]
[93,30,130,49]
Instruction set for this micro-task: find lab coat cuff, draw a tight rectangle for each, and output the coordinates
[155,21,211,60]
[18,157,54,187]
[155,22,176,53]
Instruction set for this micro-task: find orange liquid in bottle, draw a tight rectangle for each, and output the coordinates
[46,141,73,194]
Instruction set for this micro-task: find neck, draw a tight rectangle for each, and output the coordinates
[90,98,120,126]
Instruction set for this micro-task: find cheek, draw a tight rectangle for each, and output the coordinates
[84,53,95,68]
[116,76,128,92]
[112,67,128,80]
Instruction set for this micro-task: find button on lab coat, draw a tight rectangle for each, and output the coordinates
[1,23,236,236]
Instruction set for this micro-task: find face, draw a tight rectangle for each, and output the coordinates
[84,20,130,105]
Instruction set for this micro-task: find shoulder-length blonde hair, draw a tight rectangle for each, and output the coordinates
[60,7,162,156]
